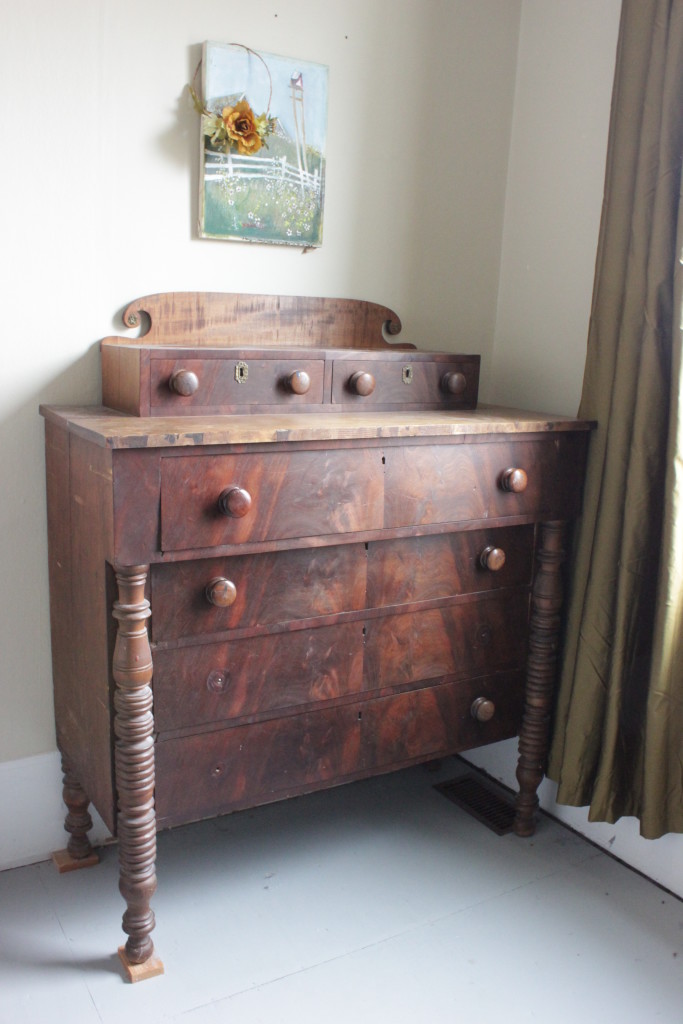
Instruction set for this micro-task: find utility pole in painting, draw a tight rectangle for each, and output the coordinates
[290,71,308,193]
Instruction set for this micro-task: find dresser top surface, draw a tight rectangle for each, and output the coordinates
[40,405,594,450]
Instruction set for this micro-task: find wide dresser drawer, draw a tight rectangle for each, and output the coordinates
[384,436,589,528]
[150,527,534,641]
[157,435,586,553]
[160,448,384,550]
[154,671,524,827]
[152,590,529,732]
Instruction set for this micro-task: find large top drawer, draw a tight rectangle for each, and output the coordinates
[159,435,587,552]
[160,447,384,550]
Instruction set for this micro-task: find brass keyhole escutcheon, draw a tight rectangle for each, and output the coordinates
[234,360,249,384]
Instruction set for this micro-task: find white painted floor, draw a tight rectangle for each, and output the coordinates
[1,760,681,1024]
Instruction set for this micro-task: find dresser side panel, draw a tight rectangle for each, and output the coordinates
[64,434,117,830]
[45,421,76,757]
[101,345,151,417]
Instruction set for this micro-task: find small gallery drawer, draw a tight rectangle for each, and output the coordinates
[384,436,588,527]
[363,592,530,691]
[153,621,365,731]
[366,526,534,606]
[154,705,362,827]
[331,357,479,408]
[150,357,325,413]
[362,672,525,770]
[151,544,367,640]
[160,448,384,551]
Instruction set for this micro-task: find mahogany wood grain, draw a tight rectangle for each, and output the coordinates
[362,672,524,769]
[160,448,384,550]
[101,347,480,417]
[363,594,530,690]
[153,622,365,731]
[331,357,479,409]
[101,345,149,416]
[111,448,162,566]
[44,423,74,756]
[366,527,534,606]
[150,545,367,640]
[40,405,595,450]
[154,706,363,827]
[150,356,326,413]
[384,436,589,528]
[63,434,118,829]
[115,293,406,350]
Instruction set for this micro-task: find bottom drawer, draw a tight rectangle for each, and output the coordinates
[154,672,523,828]
[362,670,524,769]
[155,705,361,827]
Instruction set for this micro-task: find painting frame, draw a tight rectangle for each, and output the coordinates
[197,41,328,247]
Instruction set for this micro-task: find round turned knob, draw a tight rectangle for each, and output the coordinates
[205,577,237,608]
[217,486,252,518]
[501,467,528,493]
[442,371,467,396]
[169,369,199,396]
[480,546,506,572]
[349,370,376,397]
[206,669,230,694]
[287,369,311,395]
[471,697,496,722]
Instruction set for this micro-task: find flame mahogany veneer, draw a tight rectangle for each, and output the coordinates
[40,292,592,980]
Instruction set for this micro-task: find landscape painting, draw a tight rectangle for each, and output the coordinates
[198,42,328,246]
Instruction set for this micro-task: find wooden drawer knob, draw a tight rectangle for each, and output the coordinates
[471,697,496,722]
[287,370,311,394]
[441,371,467,395]
[206,669,230,694]
[480,546,506,571]
[218,486,252,518]
[205,577,237,608]
[501,467,528,493]
[169,369,199,396]
[349,371,376,396]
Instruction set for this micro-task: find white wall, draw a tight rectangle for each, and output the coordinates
[466,0,683,901]
[490,0,622,415]
[0,0,520,864]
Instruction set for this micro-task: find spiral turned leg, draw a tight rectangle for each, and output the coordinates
[112,565,164,982]
[514,521,567,837]
[52,755,99,872]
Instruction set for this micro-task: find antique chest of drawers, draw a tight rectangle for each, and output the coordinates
[41,292,592,980]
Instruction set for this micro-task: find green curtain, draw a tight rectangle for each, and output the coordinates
[547,0,683,839]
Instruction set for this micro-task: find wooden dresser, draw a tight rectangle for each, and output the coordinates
[41,293,592,981]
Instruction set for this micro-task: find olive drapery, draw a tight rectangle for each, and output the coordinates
[547,0,683,839]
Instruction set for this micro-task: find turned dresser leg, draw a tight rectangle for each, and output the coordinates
[514,521,567,837]
[52,755,99,872]
[112,565,164,981]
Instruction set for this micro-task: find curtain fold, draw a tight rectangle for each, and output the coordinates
[547,0,683,839]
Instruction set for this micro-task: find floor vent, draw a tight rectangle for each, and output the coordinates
[434,774,516,835]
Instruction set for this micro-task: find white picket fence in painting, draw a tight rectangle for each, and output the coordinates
[204,151,321,195]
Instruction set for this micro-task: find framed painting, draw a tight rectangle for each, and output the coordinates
[197,41,328,247]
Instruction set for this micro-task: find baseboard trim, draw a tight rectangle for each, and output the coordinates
[0,751,111,871]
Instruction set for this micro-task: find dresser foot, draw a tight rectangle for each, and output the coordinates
[118,946,165,983]
[52,847,99,873]
[57,755,98,864]
[513,520,567,838]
